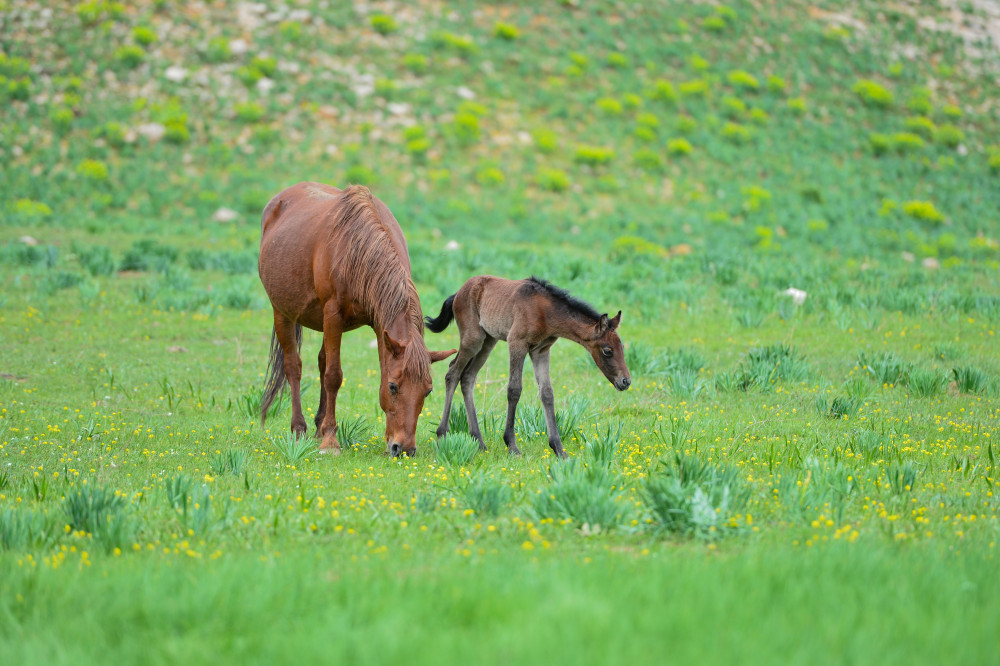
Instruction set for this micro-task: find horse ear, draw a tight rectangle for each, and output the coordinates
[382,331,406,358]
[609,310,622,330]
[429,349,457,363]
[596,313,610,334]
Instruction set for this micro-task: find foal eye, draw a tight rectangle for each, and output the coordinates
[602,348,613,358]
[389,382,399,395]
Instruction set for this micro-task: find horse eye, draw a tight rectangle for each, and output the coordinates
[602,348,613,358]
[425,388,433,398]
[389,382,399,395]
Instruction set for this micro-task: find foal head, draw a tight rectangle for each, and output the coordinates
[379,331,455,456]
[584,311,631,391]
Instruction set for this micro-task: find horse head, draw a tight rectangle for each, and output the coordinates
[379,330,455,456]
[584,310,631,391]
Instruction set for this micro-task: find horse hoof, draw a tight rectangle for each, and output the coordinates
[318,446,341,456]
[507,447,522,457]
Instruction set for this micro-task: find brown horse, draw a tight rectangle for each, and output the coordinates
[425,276,631,457]
[258,182,455,456]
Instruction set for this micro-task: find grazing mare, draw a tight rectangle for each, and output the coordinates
[425,276,631,457]
[258,182,455,456]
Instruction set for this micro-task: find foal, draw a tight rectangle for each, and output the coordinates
[425,276,631,457]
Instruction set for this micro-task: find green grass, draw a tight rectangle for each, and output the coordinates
[2,0,1000,662]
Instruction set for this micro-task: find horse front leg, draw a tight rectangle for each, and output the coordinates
[502,343,528,456]
[318,306,344,454]
[314,346,327,436]
[530,345,566,459]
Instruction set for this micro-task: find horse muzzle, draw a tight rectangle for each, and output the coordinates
[614,376,632,391]
[388,442,416,457]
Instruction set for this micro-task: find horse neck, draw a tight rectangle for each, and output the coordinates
[549,306,599,346]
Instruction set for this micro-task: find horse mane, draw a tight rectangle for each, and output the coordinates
[334,185,429,380]
[525,276,602,322]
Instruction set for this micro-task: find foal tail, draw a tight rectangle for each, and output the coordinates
[260,324,302,424]
[424,294,456,333]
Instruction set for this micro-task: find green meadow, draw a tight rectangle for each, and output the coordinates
[1,0,999,662]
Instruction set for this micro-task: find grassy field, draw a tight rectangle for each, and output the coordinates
[2,0,999,662]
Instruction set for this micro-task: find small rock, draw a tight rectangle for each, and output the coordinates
[20,236,39,246]
[922,257,940,270]
[456,86,475,100]
[256,77,274,94]
[230,38,249,55]
[901,251,915,262]
[368,338,378,349]
[783,287,807,306]
[445,240,460,251]
[212,207,239,223]
[136,123,166,142]
[165,65,188,82]
[387,102,411,115]
[670,243,694,257]
[167,346,189,353]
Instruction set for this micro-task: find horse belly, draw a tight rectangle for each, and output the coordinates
[478,297,514,341]
[259,223,327,331]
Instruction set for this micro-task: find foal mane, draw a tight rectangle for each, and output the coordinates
[334,185,429,380]
[525,276,602,322]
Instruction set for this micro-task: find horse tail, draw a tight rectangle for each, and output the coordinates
[424,294,456,333]
[260,324,302,424]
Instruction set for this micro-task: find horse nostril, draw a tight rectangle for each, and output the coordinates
[389,442,403,457]
[619,377,631,390]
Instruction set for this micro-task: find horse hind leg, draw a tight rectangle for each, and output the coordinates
[436,330,486,440]
[272,311,307,437]
[459,337,497,450]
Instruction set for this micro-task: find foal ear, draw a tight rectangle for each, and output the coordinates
[596,313,610,335]
[609,310,622,330]
[429,349,457,363]
[382,331,406,358]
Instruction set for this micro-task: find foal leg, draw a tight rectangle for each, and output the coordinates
[436,330,485,439]
[318,304,344,454]
[459,337,497,450]
[502,341,529,456]
[314,346,327,436]
[530,345,566,459]
[273,311,307,437]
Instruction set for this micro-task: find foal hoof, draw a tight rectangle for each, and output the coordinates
[507,446,522,457]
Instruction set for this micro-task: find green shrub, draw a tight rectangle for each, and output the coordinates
[115,44,145,68]
[935,123,964,147]
[476,167,505,187]
[536,168,570,192]
[596,97,623,115]
[721,95,747,118]
[370,14,397,35]
[679,79,709,97]
[344,164,376,184]
[76,159,109,182]
[403,53,428,74]
[852,79,893,108]
[494,21,520,40]
[666,138,693,156]
[903,116,936,140]
[433,432,480,466]
[452,112,480,144]
[132,25,157,46]
[642,454,752,538]
[533,459,629,530]
[902,200,944,225]
[787,97,807,114]
[49,106,74,133]
[721,122,752,144]
[234,101,265,123]
[574,144,615,166]
[431,31,478,57]
[606,52,629,68]
[857,350,913,387]
[727,69,759,91]
[953,367,991,394]
[766,75,786,93]
[647,79,677,103]
[633,148,664,172]
[204,37,231,62]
